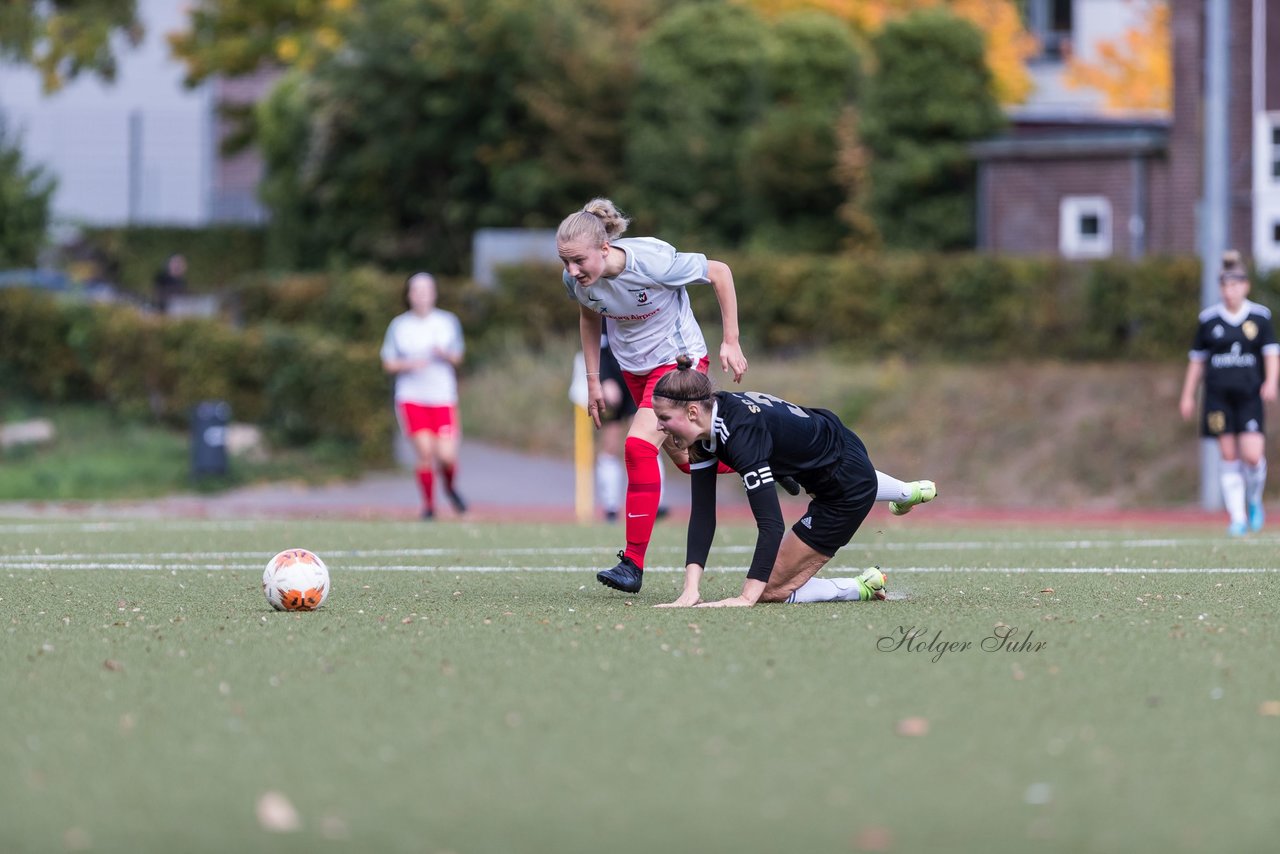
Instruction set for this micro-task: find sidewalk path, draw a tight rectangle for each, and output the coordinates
[0,441,695,522]
[0,439,1226,527]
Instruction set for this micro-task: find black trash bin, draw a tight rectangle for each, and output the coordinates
[191,400,231,478]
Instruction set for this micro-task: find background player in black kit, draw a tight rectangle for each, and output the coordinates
[1179,250,1280,535]
[649,358,926,607]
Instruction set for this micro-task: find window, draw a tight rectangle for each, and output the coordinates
[1271,123,1280,183]
[1060,196,1112,259]
[1024,0,1074,61]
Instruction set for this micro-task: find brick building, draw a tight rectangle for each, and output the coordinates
[973,0,1279,267]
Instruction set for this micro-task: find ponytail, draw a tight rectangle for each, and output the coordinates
[653,357,715,404]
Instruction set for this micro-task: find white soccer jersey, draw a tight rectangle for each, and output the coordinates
[563,236,711,373]
[380,309,465,404]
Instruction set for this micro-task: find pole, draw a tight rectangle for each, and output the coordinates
[1199,0,1230,510]
[574,404,594,524]
[568,351,594,523]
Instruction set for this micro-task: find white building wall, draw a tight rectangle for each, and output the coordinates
[1074,0,1149,65]
[0,0,213,226]
[1020,0,1156,117]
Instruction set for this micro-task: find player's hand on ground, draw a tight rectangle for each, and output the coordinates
[654,590,702,608]
[720,341,747,383]
[695,596,753,608]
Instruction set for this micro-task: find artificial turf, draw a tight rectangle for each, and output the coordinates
[2,517,1279,854]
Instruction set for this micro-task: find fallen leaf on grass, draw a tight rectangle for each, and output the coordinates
[256,791,301,832]
[63,828,91,851]
[103,659,123,672]
[895,717,929,737]
[853,824,894,851]
[1040,588,1054,594]
[1259,701,1280,716]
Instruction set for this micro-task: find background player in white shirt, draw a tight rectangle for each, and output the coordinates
[381,272,467,519]
[1179,251,1279,534]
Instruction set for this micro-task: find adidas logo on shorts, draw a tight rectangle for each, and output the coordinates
[800,516,813,529]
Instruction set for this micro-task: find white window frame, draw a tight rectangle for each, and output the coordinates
[1269,121,1280,185]
[1059,195,1113,259]
[1253,113,1280,271]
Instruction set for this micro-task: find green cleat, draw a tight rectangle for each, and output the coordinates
[856,566,888,601]
[890,480,936,516]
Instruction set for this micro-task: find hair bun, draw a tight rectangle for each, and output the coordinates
[1222,249,1243,269]
[675,355,693,371]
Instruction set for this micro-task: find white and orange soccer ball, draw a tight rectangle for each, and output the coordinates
[262,548,330,611]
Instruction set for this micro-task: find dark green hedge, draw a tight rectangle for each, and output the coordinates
[225,254,1280,363]
[8,252,1279,461]
[78,225,267,295]
[0,288,390,461]
[491,253,1223,361]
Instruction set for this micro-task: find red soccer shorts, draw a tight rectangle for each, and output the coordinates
[397,402,458,437]
[623,355,711,410]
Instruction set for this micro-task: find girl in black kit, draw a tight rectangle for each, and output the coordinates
[650,359,922,608]
[1179,251,1280,535]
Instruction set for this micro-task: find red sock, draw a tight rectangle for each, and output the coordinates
[674,460,734,475]
[623,437,662,568]
[416,468,435,512]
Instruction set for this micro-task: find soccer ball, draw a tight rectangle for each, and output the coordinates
[262,548,330,611]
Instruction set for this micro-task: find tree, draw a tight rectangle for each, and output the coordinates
[740,11,866,252]
[860,9,1004,250]
[624,1,772,245]
[743,0,1037,105]
[255,0,634,273]
[0,0,143,93]
[167,0,351,86]
[0,121,56,267]
[1064,0,1170,113]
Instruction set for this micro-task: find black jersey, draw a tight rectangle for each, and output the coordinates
[1189,301,1279,394]
[690,391,846,487]
[685,391,851,581]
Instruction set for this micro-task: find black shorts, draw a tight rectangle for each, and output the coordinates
[791,429,878,557]
[599,346,638,423]
[1201,386,1265,437]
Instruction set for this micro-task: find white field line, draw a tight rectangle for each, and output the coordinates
[3,562,1279,574]
[0,521,264,534]
[6,535,1280,565]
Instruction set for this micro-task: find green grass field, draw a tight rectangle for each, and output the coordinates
[3,516,1279,854]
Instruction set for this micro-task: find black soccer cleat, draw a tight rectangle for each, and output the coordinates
[446,486,468,515]
[779,475,801,496]
[597,551,643,593]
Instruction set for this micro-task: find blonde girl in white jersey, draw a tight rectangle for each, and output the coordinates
[558,198,747,593]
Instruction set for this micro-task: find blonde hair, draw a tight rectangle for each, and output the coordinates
[1220,249,1248,283]
[556,198,631,246]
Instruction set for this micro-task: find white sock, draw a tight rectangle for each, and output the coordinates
[596,455,624,515]
[1244,458,1267,508]
[875,471,912,502]
[786,577,866,603]
[1220,460,1247,525]
[657,456,667,508]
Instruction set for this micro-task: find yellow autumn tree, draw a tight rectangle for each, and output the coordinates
[1064,0,1170,112]
[741,0,1036,104]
